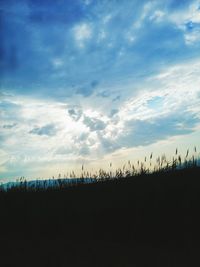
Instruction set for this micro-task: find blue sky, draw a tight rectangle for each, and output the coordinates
[0,0,200,181]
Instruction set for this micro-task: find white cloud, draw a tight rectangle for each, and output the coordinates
[126,59,200,120]
[93,58,200,155]
[149,10,165,23]
[1,57,200,180]
[73,23,92,47]
[166,1,200,25]
[52,58,64,69]
[167,1,200,45]
[133,1,156,29]
[184,29,200,44]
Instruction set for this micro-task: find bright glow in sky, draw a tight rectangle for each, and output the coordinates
[0,0,200,181]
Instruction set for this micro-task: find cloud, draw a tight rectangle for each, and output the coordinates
[95,58,200,153]
[97,90,110,98]
[0,100,22,124]
[29,124,57,136]
[79,146,90,156]
[109,109,118,117]
[55,132,91,157]
[120,113,199,147]
[98,111,199,154]
[1,0,200,181]
[83,116,106,131]
[67,105,83,121]
[97,135,119,153]
[184,25,200,44]
[149,10,165,23]
[76,80,99,97]
[0,100,20,111]
[166,0,200,45]
[55,146,74,155]
[112,95,121,102]
[73,132,89,143]
[73,23,92,47]
[2,123,17,129]
[1,0,200,101]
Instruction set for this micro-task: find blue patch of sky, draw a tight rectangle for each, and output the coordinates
[147,96,164,110]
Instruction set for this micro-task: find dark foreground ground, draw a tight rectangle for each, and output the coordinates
[0,167,200,266]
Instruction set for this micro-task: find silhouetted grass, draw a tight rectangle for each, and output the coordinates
[1,146,199,192]
[0,147,200,266]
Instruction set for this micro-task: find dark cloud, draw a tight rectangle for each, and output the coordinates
[76,80,99,97]
[83,116,106,131]
[3,123,17,129]
[109,109,118,117]
[97,90,110,98]
[99,112,199,153]
[98,135,120,153]
[119,114,199,148]
[76,86,93,97]
[67,105,82,121]
[29,124,57,136]
[112,95,121,102]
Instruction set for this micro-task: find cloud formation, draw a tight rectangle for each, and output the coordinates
[1,0,200,99]
[1,0,200,180]
[68,105,83,121]
[29,124,57,136]
[83,116,106,132]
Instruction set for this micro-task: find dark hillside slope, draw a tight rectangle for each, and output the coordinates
[0,167,200,266]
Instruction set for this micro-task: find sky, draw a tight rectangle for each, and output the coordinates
[0,0,200,181]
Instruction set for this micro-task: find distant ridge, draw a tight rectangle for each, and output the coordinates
[0,177,96,191]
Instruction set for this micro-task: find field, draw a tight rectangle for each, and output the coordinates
[0,156,200,267]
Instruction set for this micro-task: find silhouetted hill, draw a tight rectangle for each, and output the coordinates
[0,166,200,266]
